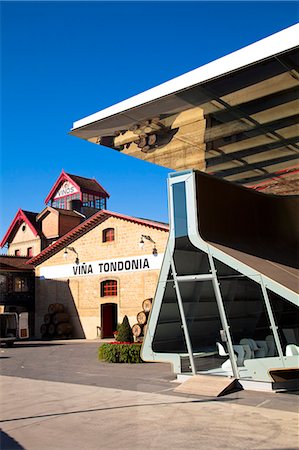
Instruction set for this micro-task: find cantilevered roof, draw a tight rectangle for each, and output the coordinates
[70,24,299,194]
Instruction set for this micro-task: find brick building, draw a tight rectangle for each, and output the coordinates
[1,170,110,257]
[29,211,168,339]
[2,170,169,339]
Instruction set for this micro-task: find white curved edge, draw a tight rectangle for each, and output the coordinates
[72,24,299,131]
[141,169,298,372]
[141,173,190,372]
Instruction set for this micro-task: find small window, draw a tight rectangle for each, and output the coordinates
[27,247,33,257]
[101,280,117,297]
[0,275,7,293]
[14,249,20,256]
[102,228,115,243]
[14,276,28,292]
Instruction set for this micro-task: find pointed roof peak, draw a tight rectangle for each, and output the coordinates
[44,171,110,204]
[1,209,40,248]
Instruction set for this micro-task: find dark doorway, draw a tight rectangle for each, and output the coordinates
[101,303,117,338]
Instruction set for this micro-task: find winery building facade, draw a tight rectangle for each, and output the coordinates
[2,170,169,339]
[29,210,168,339]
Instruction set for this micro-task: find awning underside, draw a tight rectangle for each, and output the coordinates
[70,47,299,194]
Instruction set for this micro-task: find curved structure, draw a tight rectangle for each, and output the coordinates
[141,170,299,382]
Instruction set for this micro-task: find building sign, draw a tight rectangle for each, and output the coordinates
[40,254,164,279]
[54,181,79,199]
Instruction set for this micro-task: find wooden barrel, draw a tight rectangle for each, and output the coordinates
[143,323,147,336]
[137,311,148,325]
[56,323,72,336]
[44,314,52,325]
[53,313,70,325]
[142,298,153,312]
[132,323,143,337]
[48,303,64,315]
[48,323,55,336]
[40,323,48,336]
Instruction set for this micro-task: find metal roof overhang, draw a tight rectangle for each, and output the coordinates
[70,24,299,193]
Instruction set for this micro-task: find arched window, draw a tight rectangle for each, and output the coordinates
[101,280,117,297]
[102,228,115,243]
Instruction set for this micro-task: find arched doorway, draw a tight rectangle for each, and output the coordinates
[101,303,117,338]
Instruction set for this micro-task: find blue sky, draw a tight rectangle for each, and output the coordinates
[1,1,298,242]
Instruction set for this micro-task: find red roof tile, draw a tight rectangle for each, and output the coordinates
[45,170,109,204]
[28,210,169,266]
[0,255,34,271]
[66,173,109,197]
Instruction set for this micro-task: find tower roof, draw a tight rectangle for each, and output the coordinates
[45,170,110,204]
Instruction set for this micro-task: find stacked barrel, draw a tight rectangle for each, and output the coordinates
[131,298,152,341]
[40,303,72,339]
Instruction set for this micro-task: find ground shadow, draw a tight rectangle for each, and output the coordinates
[36,277,86,339]
[0,430,25,450]
[0,397,234,424]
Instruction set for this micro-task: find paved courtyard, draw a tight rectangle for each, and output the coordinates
[0,340,298,449]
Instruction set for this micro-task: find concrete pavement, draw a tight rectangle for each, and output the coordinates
[1,374,299,450]
[0,340,298,449]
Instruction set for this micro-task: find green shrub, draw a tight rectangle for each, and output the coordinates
[98,343,143,363]
[116,315,133,343]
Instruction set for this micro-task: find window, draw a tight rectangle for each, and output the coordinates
[0,275,7,293]
[14,277,28,292]
[96,197,106,210]
[82,193,89,206]
[83,193,106,209]
[27,247,33,257]
[101,280,117,297]
[89,194,94,208]
[102,228,115,243]
[14,249,20,256]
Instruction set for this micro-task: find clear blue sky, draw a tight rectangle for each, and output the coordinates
[1,1,298,242]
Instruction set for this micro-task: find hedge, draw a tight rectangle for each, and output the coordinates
[98,342,143,364]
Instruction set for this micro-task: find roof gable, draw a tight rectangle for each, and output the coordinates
[37,205,84,221]
[1,209,39,248]
[44,170,81,204]
[45,170,110,204]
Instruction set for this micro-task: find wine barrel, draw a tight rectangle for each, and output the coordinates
[40,323,48,336]
[56,323,72,336]
[132,323,143,337]
[48,323,55,336]
[137,311,148,325]
[53,313,70,325]
[44,314,52,325]
[48,303,64,315]
[142,298,153,312]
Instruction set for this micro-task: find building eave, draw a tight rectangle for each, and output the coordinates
[28,209,169,266]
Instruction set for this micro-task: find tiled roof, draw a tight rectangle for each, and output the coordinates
[28,209,169,266]
[0,255,34,271]
[45,170,110,204]
[23,211,40,228]
[66,173,109,197]
[54,208,83,217]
